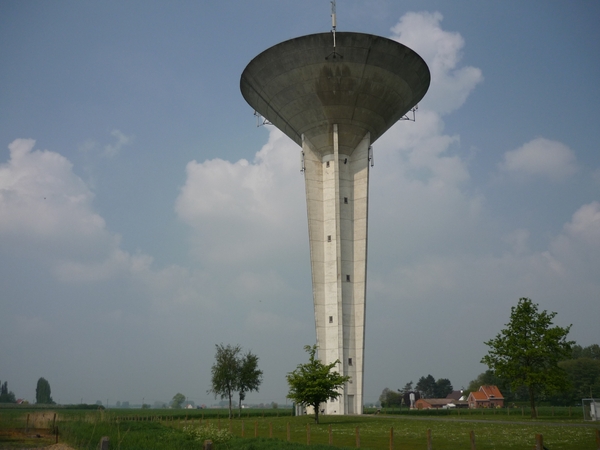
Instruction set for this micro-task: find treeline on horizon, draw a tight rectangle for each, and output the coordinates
[379,343,600,407]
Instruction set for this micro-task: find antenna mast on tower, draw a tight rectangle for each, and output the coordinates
[327,0,342,60]
[331,0,337,49]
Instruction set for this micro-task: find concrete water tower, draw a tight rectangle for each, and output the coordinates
[240,14,430,415]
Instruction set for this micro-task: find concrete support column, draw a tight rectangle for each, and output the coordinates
[302,126,370,415]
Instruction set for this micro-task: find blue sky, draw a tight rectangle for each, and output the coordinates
[1,1,599,407]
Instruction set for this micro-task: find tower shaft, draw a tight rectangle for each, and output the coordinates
[303,125,369,414]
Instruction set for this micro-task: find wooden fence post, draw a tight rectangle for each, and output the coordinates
[355,426,360,448]
[254,420,258,438]
[427,429,432,450]
[26,414,30,433]
[203,439,213,450]
[389,426,393,450]
[100,436,110,450]
[535,434,544,450]
[287,422,291,441]
[241,420,245,438]
[470,430,476,450]
[269,422,273,438]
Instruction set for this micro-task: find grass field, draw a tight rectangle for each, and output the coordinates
[1,407,599,449]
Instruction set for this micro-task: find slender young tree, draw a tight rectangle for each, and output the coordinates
[237,351,263,418]
[286,344,350,424]
[481,298,573,418]
[208,344,241,419]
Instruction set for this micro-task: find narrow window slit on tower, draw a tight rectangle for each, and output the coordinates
[344,158,347,164]
[327,235,332,242]
[346,274,351,282]
[344,197,348,204]
[326,161,330,168]
[329,316,333,323]
[348,358,353,366]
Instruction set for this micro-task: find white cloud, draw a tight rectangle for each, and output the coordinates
[390,11,483,114]
[499,137,578,181]
[175,129,307,265]
[0,139,106,246]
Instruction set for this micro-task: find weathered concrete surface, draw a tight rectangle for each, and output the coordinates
[241,32,429,415]
[241,32,430,156]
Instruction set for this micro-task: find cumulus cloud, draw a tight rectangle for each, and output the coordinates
[0,139,106,248]
[0,139,208,312]
[499,137,578,181]
[175,129,307,265]
[390,11,483,114]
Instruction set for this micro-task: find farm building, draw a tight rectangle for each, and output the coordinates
[467,385,504,408]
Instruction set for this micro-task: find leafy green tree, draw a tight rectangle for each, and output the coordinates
[237,351,263,418]
[0,381,17,403]
[286,345,350,424]
[416,374,436,398]
[571,344,600,360]
[171,393,186,409]
[209,343,241,419]
[35,377,54,404]
[378,387,402,407]
[559,358,600,400]
[434,378,453,398]
[481,298,573,418]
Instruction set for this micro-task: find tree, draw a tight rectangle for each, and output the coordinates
[209,343,241,419]
[237,351,263,418]
[481,298,573,418]
[434,378,453,398]
[416,375,436,398]
[36,377,54,404]
[399,381,414,395]
[571,344,600,360]
[286,345,350,424]
[171,393,185,409]
[0,381,16,403]
[378,388,402,408]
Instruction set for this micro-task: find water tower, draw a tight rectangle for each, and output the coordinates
[240,16,430,415]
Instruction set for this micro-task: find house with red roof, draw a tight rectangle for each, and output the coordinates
[467,385,504,409]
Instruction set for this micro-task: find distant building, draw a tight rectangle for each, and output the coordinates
[467,385,504,409]
[415,398,468,409]
[446,390,465,401]
[415,398,455,409]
